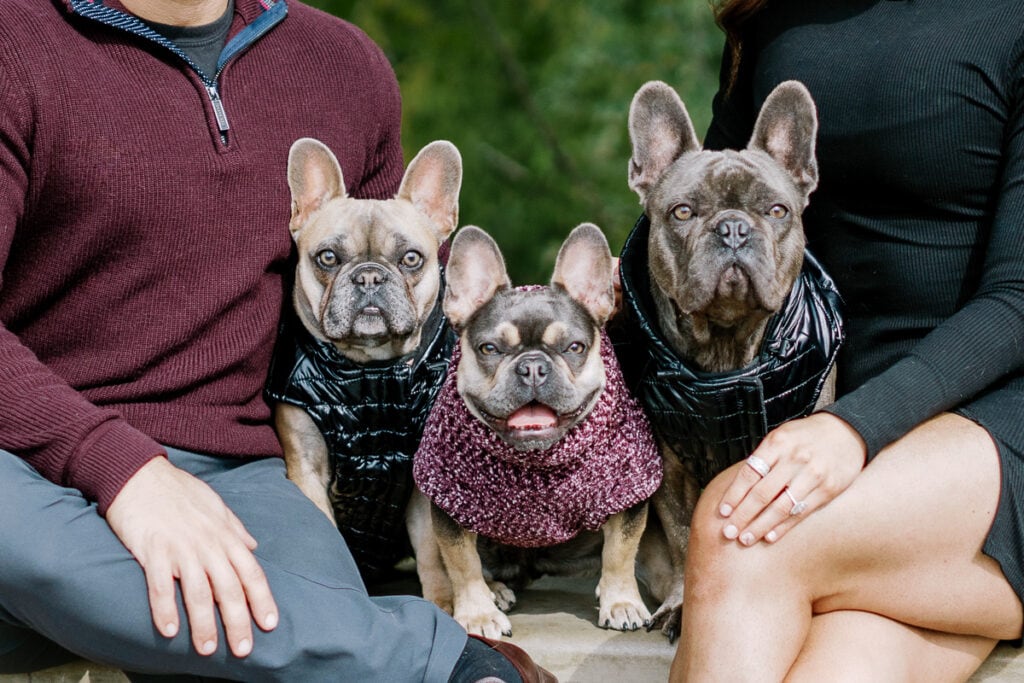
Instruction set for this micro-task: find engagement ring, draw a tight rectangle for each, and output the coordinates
[784,487,807,516]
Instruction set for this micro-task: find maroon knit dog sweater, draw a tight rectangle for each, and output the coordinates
[414,326,662,547]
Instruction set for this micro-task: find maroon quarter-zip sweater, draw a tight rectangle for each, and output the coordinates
[0,0,404,512]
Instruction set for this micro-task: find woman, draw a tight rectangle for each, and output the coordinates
[676,1,1024,680]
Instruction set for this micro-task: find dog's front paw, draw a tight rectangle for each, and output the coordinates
[649,604,682,643]
[455,605,514,640]
[596,579,652,631]
[487,580,517,612]
[598,597,653,632]
[646,582,684,641]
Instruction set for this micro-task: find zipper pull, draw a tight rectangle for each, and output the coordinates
[205,85,230,142]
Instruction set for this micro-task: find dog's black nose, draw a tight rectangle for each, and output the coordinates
[515,352,551,386]
[350,263,389,291]
[716,217,750,249]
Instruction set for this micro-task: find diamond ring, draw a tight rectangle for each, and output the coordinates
[745,454,771,478]
[784,487,808,516]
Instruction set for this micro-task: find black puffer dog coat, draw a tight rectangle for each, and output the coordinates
[266,297,455,576]
[613,215,844,488]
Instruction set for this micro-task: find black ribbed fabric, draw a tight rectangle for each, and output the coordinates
[704,0,1024,600]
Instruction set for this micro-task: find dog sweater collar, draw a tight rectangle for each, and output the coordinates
[414,314,662,548]
[616,214,845,488]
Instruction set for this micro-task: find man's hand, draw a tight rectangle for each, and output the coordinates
[106,457,279,658]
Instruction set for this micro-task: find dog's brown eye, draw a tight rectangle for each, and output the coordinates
[401,250,423,269]
[671,204,694,221]
[479,343,499,356]
[566,342,586,355]
[316,249,338,269]
[768,204,789,219]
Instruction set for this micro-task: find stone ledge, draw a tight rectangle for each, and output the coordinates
[3,576,1021,682]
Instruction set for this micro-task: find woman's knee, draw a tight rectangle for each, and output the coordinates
[684,463,821,600]
[684,467,775,585]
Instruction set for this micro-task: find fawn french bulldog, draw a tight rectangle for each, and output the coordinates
[268,137,461,575]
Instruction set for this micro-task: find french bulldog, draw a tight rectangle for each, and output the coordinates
[270,137,461,574]
[411,223,663,639]
[621,80,839,638]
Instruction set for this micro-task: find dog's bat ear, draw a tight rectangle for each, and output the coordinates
[551,223,615,326]
[748,80,819,201]
[287,138,346,238]
[628,81,701,203]
[444,226,510,331]
[397,140,463,242]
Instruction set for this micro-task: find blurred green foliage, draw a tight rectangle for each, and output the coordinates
[308,0,723,283]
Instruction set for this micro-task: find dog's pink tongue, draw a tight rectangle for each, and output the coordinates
[507,403,559,430]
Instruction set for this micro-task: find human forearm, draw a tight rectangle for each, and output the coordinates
[0,326,164,512]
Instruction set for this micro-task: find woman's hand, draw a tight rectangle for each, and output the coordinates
[106,457,279,658]
[717,412,867,546]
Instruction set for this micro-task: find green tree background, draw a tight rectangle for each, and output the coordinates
[307,1,723,284]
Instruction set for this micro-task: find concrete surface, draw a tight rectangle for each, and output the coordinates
[2,575,1022,681]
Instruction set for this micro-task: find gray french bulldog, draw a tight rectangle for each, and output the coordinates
[411,223,663,639]
[623,79,837,638]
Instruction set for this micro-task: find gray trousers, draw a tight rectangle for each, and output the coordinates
[0,448,466,682]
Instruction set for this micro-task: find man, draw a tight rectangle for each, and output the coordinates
[0,1,550,680]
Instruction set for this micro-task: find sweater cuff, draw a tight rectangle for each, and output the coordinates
[67,419,166,515]
[823,360,947,461]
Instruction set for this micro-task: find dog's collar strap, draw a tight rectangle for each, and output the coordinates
[414,323,663,548]
[616,214,845,488]
[264,288,456,574]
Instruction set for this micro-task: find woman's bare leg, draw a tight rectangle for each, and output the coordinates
[671,413,1023,682]
[786,610,997,683]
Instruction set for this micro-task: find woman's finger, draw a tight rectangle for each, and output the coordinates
[718,452,778,518]
[737,484,817,546]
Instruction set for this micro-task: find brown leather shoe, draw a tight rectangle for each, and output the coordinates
[468,634,558,683]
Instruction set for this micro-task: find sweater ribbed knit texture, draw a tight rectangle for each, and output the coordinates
[0,0,404,512]
[414,327,662,548]
[705,0,1024,460]
[704,0,1024,599]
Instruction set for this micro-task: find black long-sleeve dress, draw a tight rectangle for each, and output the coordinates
[703,0,1024,601]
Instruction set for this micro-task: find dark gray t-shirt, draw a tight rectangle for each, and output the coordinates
[141,0,234,80]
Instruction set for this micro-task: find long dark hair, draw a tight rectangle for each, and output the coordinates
[713,0,767,93]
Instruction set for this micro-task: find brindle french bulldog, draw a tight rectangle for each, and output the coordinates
[624,80,836,638]
[411,223,663,639]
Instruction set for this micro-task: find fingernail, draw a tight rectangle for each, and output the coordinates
[719,503,733,517]
[766,530,778,543]
[740,532,755,546]
[163,622,178,637]
[264,612,278,629]
[201,640,216,655]
[723,524,738,540]
[236,638,252,656]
